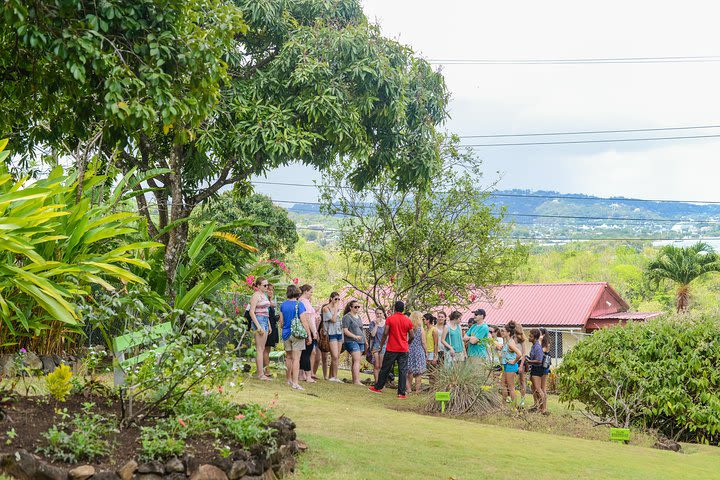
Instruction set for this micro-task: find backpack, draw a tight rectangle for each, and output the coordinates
[290,301,307,339]
[542,352,552,369]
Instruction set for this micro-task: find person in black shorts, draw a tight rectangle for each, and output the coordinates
[263,284,280,377]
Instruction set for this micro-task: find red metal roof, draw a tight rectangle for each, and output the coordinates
[446,282,626,327]
[589,312,663,320]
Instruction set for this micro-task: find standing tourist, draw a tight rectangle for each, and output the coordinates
[299,284,318,383]
[369,308,387,384]
[509,321,528,407]
[262,283,279,378]
[280,284,311,390]
[499,323,522,405]
[441,311,466,366]
[540,327,551,399]
[368,300,414,398]
[527,328,547,414]
[435,311,448,365]
[423,313,438,367]
[320,292,343,382]
[407,311,427,393]
[249,277,272,380]
[342,300,366,385]
[464,309,490,364]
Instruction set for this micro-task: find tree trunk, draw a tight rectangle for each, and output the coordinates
[163,145,188,304]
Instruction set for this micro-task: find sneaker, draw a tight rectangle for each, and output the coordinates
[397,394,408,399]
[291,384,305,391]
[329,377,343,383]
[368,386,383,394]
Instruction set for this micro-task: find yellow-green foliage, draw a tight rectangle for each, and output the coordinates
[46,364,73,402]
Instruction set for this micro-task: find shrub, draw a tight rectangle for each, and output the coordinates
[425,363,503,415]
[557,314,720,444]
[46,365,73,402]
[38,403,117,463]
[139,418,188,461]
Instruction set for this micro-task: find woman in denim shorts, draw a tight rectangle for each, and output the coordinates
[369,308,387,384]
[342,300,366,385]
[320,292,343,382]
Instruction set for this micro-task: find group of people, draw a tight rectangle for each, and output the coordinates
[245,279,552,411]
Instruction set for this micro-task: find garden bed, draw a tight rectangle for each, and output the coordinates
[0,393,300,480]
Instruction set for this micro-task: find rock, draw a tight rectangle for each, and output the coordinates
[137,461,164,475]
[286,442,298,455]
[0,449,67,480]
[274,457,295,477]
[261,469,277,480]
[228,461,247,480]
[22,351,43,371]
[184,454,199,476]
[92,472,120,480]
[40,355,57,374]
[69,465,96,480]
[116,460,138,480]
[0,450,37,480]
[0,355,15,377]
[165,474,187,480]
[243,459,263,477]
[51,354,64,366]
[277,445,290,458]
[165,458,185,474]
[210,457,232,474]
[189,464,228,480]
[136,474,163,480]
[233,451,250,462]
[295,440,308,452]
[238,477,262,480]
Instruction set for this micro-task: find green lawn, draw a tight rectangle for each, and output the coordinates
[230,374,720,480]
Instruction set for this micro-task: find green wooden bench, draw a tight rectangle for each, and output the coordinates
[112,322,173,386]
[269,350,285,362]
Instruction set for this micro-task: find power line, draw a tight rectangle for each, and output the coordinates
[250,180,720,205]
[460,133,720,147]
[457,124,720,139]
[428,55,720,65]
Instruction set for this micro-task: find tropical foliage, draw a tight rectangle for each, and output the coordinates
[557,314,720,445]
[0,141,158,353]
[646,242,720,312]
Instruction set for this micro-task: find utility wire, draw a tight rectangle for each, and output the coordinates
[428,55,720,65]
[460,133,720,147]
[457,124,720,139]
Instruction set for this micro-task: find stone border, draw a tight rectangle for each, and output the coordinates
[0,418,302,480]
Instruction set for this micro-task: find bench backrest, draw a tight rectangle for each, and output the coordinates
[112,322,173,386]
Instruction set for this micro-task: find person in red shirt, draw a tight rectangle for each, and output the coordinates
[368,300,415,398]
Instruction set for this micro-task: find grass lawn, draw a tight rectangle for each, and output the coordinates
[230,372,720,480]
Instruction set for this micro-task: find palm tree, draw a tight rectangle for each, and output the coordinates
[646,242,720,312]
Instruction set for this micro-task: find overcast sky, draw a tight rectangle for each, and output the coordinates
[255,0,720,204]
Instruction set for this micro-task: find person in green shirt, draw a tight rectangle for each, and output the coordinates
[464,309,490,363]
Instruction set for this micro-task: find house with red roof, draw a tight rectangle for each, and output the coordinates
[441,282,663,361]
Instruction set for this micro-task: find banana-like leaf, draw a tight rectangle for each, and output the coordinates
[212,232,259,252]
[175,267,230,312]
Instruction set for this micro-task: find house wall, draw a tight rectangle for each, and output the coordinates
[590,289,625,317]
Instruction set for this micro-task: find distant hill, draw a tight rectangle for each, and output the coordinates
[288,189,720,222]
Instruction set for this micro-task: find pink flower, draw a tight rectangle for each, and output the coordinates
[218,386,224,394]
[245,275,255,286]
[235,414,245,420]
[178,418,187,427]
[292,278,299,285]
[470,294,477,302]
[235,307,240,314]
[19,348,27,354]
